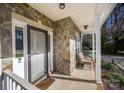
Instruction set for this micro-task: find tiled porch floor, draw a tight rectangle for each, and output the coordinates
[35,64,97,90]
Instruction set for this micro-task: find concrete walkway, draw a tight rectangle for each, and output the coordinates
[102,55,124,63]
[102,55,124,71]
[35,63,97,90]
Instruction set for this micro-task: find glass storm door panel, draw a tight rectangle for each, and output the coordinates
[27,25,47,83]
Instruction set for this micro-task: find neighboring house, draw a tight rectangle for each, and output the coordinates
[0,3,116,90]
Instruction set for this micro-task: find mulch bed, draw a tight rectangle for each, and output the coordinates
[101,61,124,90]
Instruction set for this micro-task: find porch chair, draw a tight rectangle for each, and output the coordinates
[77,52,92,65]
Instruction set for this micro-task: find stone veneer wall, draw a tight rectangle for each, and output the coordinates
[0,4,81,75]
[0,4,55,66]
[54,17,81,75]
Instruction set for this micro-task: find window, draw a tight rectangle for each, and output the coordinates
[15,26,24,58]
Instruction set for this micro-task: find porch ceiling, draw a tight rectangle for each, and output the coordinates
[28,3,115,32]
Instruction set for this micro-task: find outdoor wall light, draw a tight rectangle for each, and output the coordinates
[84,25,88,29]
[59,3,65,9]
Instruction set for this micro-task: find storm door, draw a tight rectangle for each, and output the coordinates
[27,25,48,83]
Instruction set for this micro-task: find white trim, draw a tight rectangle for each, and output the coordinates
[94,3,116,83]
[48,31,54,72]
[12,18,27,80]
[12,12,54,81]
[12,12,53,32]
[95,16,102,83]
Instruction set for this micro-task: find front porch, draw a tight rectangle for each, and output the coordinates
[35,63,96,90]
[1,61,97,90]
[0,3,116,90]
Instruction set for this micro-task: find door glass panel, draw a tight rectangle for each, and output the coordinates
[15,27,24,58]
[30,29,46,82]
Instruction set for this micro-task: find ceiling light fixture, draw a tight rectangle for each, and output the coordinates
[84,25,88,29]
[59,3,65,9]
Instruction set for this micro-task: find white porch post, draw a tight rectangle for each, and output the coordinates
[96,16,102,83]
[92,32,95,61]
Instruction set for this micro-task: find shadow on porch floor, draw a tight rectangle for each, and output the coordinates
[35,64,97,90]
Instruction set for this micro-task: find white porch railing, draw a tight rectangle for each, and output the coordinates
[1,70,39,90]
[82,50,93,57]
[82,50,96,60]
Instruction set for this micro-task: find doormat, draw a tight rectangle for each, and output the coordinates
[35,77,55,90]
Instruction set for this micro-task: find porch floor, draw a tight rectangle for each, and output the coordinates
[35,64,97,90]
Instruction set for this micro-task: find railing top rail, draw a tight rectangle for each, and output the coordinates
[3,70,39,90]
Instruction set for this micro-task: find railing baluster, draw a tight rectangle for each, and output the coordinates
[8,77,10,90]
[1,70,39,90]
[3,74,7,90]
[11,79,13,90]
[15,82,18,90]
[9,78,11,90]
[13,81,16,90]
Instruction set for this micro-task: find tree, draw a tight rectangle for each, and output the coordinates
[101,3,124,54]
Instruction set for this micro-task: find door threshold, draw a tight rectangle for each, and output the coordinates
[34,75,47,85]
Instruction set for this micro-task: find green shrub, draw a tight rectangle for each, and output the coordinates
[106,73,124,87]
[119,77,124,87]
[101,62,113,70]
[107,73,120,82]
